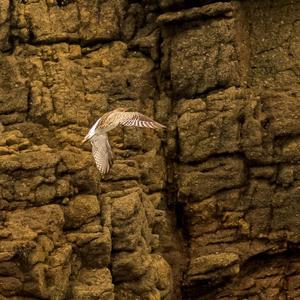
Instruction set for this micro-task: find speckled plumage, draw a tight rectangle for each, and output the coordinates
[83,108,165,175]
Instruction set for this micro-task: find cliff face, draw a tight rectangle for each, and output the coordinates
[0,0,299,299]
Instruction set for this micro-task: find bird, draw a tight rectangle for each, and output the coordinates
[82,107,165,175]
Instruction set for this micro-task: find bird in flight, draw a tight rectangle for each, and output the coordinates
[82,108,165,175]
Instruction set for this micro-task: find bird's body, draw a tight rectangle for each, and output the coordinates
[83,108,165,175]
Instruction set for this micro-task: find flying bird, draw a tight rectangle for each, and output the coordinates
[82,108,165,175]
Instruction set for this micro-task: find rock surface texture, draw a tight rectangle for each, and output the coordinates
[0,0,299,299]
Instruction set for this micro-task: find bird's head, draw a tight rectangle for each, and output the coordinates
[81,132,93,145]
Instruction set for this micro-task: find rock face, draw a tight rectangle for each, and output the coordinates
[0,0,299,299]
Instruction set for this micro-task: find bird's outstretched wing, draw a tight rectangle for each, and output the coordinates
[90,133,113,175]
[117,112,165,129]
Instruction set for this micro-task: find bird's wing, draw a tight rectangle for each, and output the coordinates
[90,133,113,175]
[117,112,165,129]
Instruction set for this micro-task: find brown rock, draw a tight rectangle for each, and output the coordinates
[187,253,240,282]
[67,225,111,268]
[0,57,28,115]
[72,268,114,300]
[5,205,64,239]
[157,2,235,24]
[63,194,100,229]
[168,18,240,98]
[112,249,151,282]
[0,276,22,296]
[178,156,246,202]
[12,1,126,44]
[0,0,10,51]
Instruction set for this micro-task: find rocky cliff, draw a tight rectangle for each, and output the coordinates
[0,0,299,299]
